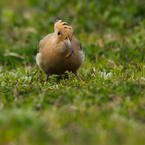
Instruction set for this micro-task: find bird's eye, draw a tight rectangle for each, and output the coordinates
[58,32,60,35]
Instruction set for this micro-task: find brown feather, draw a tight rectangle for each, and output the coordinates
[36,20,84,77]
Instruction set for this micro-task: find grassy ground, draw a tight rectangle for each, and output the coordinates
[1,0,145,145]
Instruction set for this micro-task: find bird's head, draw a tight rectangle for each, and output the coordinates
[54,19,74,55]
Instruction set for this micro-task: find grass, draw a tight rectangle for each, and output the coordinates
[1,0,145,145]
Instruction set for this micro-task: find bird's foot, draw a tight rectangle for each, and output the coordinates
[74,71,86,84]
[45,75,48,82]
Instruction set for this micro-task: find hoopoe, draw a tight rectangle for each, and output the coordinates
[36,19,85,81]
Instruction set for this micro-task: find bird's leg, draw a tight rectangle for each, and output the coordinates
[74,71,79,79]
[74,71,86,84]
[45,74,49,82]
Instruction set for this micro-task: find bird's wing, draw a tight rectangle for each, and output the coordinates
[71,36,82,51]
[37,33,53,53]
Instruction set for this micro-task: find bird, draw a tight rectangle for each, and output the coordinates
[36,19,85,81]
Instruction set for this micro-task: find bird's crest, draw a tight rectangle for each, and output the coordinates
[54,19,72,30]
[54,19,73,39]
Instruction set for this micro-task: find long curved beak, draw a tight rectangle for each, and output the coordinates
[64,37,74,55]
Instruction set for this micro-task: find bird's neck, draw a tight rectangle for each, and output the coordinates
[51,34,69,54]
